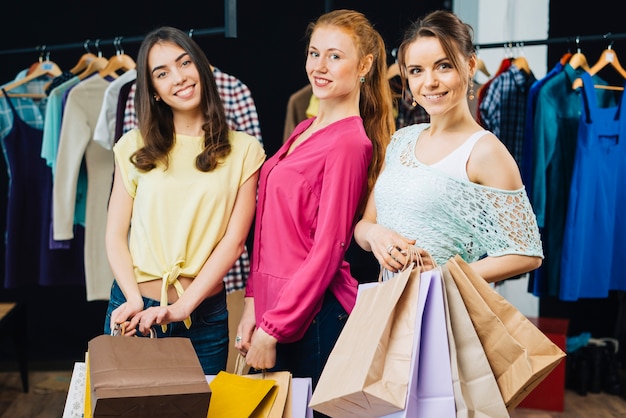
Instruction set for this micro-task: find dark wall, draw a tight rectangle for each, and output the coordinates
[0,0,447,363]
[0,0,449,157]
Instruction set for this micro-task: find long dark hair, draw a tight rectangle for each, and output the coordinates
[132,26,230,172]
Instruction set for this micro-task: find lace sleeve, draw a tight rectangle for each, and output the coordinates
[385,124,428,165]
[454,184,544,258]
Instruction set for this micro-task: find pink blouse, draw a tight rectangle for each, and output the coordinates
[246,116,372,343]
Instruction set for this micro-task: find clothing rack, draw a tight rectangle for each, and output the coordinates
[475,32,626,50]
[0,0,237,57]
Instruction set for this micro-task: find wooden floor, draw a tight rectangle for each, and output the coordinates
[0,369,72,418]
[1,369,626,417]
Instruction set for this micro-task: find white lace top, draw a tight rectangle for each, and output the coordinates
[375,123,544,266]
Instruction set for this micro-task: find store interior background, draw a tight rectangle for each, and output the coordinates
[0,0,625,366]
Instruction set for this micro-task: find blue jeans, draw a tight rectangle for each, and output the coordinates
[255,290,348,390]
[104,280,229,375]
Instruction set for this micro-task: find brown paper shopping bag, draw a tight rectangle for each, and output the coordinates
[87,334,211,417]
[309,259,422,418]
[446,255,566,410]
[441,264,509,418]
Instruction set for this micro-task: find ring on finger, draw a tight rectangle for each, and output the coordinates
[386,244,394,255]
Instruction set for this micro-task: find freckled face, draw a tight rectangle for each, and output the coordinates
[148,41,201,114]
[305,26,363,102]
[404,37,466,116]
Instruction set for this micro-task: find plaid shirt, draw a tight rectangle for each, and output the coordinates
[389,75,429,128]
[0,69,50,181]
[121,66,263,292]
[479,64,536,171]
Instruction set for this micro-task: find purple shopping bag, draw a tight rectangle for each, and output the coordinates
[383,267,456,418]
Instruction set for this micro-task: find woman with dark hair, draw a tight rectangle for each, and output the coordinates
[104,26,265,374]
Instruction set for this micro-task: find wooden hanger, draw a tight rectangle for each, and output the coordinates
[77,56,109,80]
[476,57,491,78]
[572,45,626,90]
[387,62,400,79]
[568,37,590,71]
[512,43,530,74]
[512,56,530,74]
[0,50,62,98]
[559,52,573,66]
[568,52,590,70]
[98,53,135,79]
[70,40,98,75]
[98,37,136,79]
[473,46,490,78]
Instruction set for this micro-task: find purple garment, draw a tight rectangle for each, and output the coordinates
[1,90,85,287]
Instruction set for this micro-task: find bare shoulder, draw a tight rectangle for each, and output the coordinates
[467,132,523,190]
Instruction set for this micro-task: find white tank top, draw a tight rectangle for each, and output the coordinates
[430,130,489,181]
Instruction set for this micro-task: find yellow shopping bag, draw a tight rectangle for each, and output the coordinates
[208,371,277,417]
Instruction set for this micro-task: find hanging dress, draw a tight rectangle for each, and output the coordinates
[1,88,85,288]
[560,72,626,300]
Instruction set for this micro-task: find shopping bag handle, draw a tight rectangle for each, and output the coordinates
[379,246,437,282]
[234,353,247,375]
[111,322,156,338]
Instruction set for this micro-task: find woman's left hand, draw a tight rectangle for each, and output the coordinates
[366,224,415,272]
[245,328,277,370]
[126,305,182,335]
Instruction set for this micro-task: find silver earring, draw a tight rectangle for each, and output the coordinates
[359,76,365,83]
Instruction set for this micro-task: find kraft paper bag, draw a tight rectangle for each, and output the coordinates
[446,255,566,410]
[309,259,422,418]
[382,267,456,418]
[440,264,509,418]
[246,371,291,418]
[87,334,211,418]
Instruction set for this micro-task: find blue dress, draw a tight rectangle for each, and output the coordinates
[560,72,626,300]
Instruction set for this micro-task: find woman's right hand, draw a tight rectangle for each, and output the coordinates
[110,299,144,336]
[365,224,416,272]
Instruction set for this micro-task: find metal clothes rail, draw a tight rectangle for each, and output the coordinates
[0,0,237,56]
[475,32,626,49]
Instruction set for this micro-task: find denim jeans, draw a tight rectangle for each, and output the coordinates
[104,280,229,375]
[256,290,348,390]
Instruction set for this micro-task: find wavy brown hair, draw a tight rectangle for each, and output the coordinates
[307,9,395,208]
[132,26,230,172]
[397,10,476,105]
